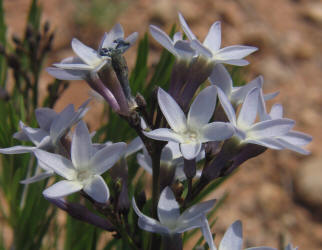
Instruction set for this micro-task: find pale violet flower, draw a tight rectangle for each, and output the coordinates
[34,121,126,203]
[132,186,216,235]
[258,90,312,155]
[178,13,257,66]
[143,86,234,160]
[0,99,89,155]
[202,220,276,250]
[285,243,298,250]
[210,64,278,105]
[149,25,195,59]
[137,141,203,181]
[217,87,295,150]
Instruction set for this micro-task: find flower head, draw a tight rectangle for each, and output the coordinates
[34,121,126,203]
[132,186,216,235]
[143,86,234,160]
[178,13,257,66]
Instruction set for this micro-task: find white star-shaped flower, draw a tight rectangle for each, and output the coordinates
[143,86,234,160]
[217,87,295,150]
[202,220,277,250]
[132,186,216,235]
[178,13,257,66]
[210,64,278,105]
[34,121,126,203]
[258,90,312,154]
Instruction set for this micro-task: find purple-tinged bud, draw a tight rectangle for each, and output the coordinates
[45,196,115,231]
[184,158,196,179]
[159,163,176,191]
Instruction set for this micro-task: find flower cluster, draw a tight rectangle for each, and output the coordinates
[0,12,309,250]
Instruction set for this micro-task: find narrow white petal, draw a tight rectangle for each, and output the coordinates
[179,199,216,224]
[174,40,195,58]
[248,119,295,138]
[35,108,58,131]
[43,180,82,198]
[20,122,48,146]
[33,149,75,180]
[215,45,258,60]
[174,216,204,233]
[132,198,170,234]
[137,153,152,174]
[188,86,217,128]
[280,131,312,146]
[53,63,94,70]
[71,38,101,66]
[237,88,260,128]
[191,39,213,58]
[178,12,196,40]
[203,21,221,52]
[109,23,124,41]
[158,88,187,132]
[0,145,36,154]
[276,139,310,155]
[231,76,263,105]
[90,142,126,175]
[244,138,284,150]
[20,171,54,184]
[217,87,237,125]
[215,59,250,66]
[143,129,184,143]
[269,104,283,119]
[219,220,243,250]
[83,175,109,203]
[71,121,92,168]
[209,64,232,97]
[149,25,177,56]
[263,91,279,101]
[257,88,269,121]
[201,218,217,250]
[125,32,139,47]
[180,142,202,160]
[157,187,180,227]
[200,122,234,142]
[245,247,277,250]
[46,67,86,80]
[125,137,143,157]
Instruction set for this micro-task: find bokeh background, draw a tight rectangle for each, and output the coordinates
[2,0,322,249]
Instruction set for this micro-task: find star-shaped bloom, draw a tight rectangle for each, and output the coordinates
[132,186,216,235]
[143,86,234,160]
[34,121,126,203]
[137,141,203,181]
[217,87,295,150]
[202,220,276,250]
[0,99,89,155]
[149,25,195,59]
[209,64,278,105]
[178,13,257,66]
[258,90,312,155]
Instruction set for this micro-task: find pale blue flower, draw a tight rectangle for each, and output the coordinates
[217,87,295,150]
[143,86,234,160]
[132,186,216,235]
[258,90,312,154]
[178,13,257,66]
[202,220,277,250]
[34,121,126,203]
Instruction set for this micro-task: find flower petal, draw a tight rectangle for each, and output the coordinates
[215,59,250,66]
[46,67,86,80]
[20,122,48,146]
[191,39,213,58]
[219,220,243,250]
[20,171,54,184]
[125,32,139,47]
[143,128,184,143]
[217,87,237,125]
[178,12,196,40]
[132,198,170,234]
[157,187,180,227]
[83,175,109,203]
[53,62,94,70]
[71,38,101,66]
[280,131,312,146]
[158,88,187,132]
[215,45,258,60]
[237,88,260,128]
[43,180,83,198]
[269,104,283,119]
[137,153,152,174]
[244,138,284,150]
[201,217,217,250]
[231,76,263,105]
[203,21,221,52]
[188,86,217,128]
[0,145,36,154]
[33,149,75,180]
[209,64,232,97]
[35,108,58,131]
[125,137,143,157]
[180,142,202,160]
[200,122,234,142]
[248,119,295,139]
[90,142,126,175]
[149,25,176,56]
[179,199,216,224]
[71,121,92,168]
[276,139,310,155]
[174,40,195,58]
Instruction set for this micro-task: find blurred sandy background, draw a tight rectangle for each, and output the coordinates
[3,0,322,249]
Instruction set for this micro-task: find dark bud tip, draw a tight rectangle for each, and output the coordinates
[25,24,34,40]
[135,93,147,108]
